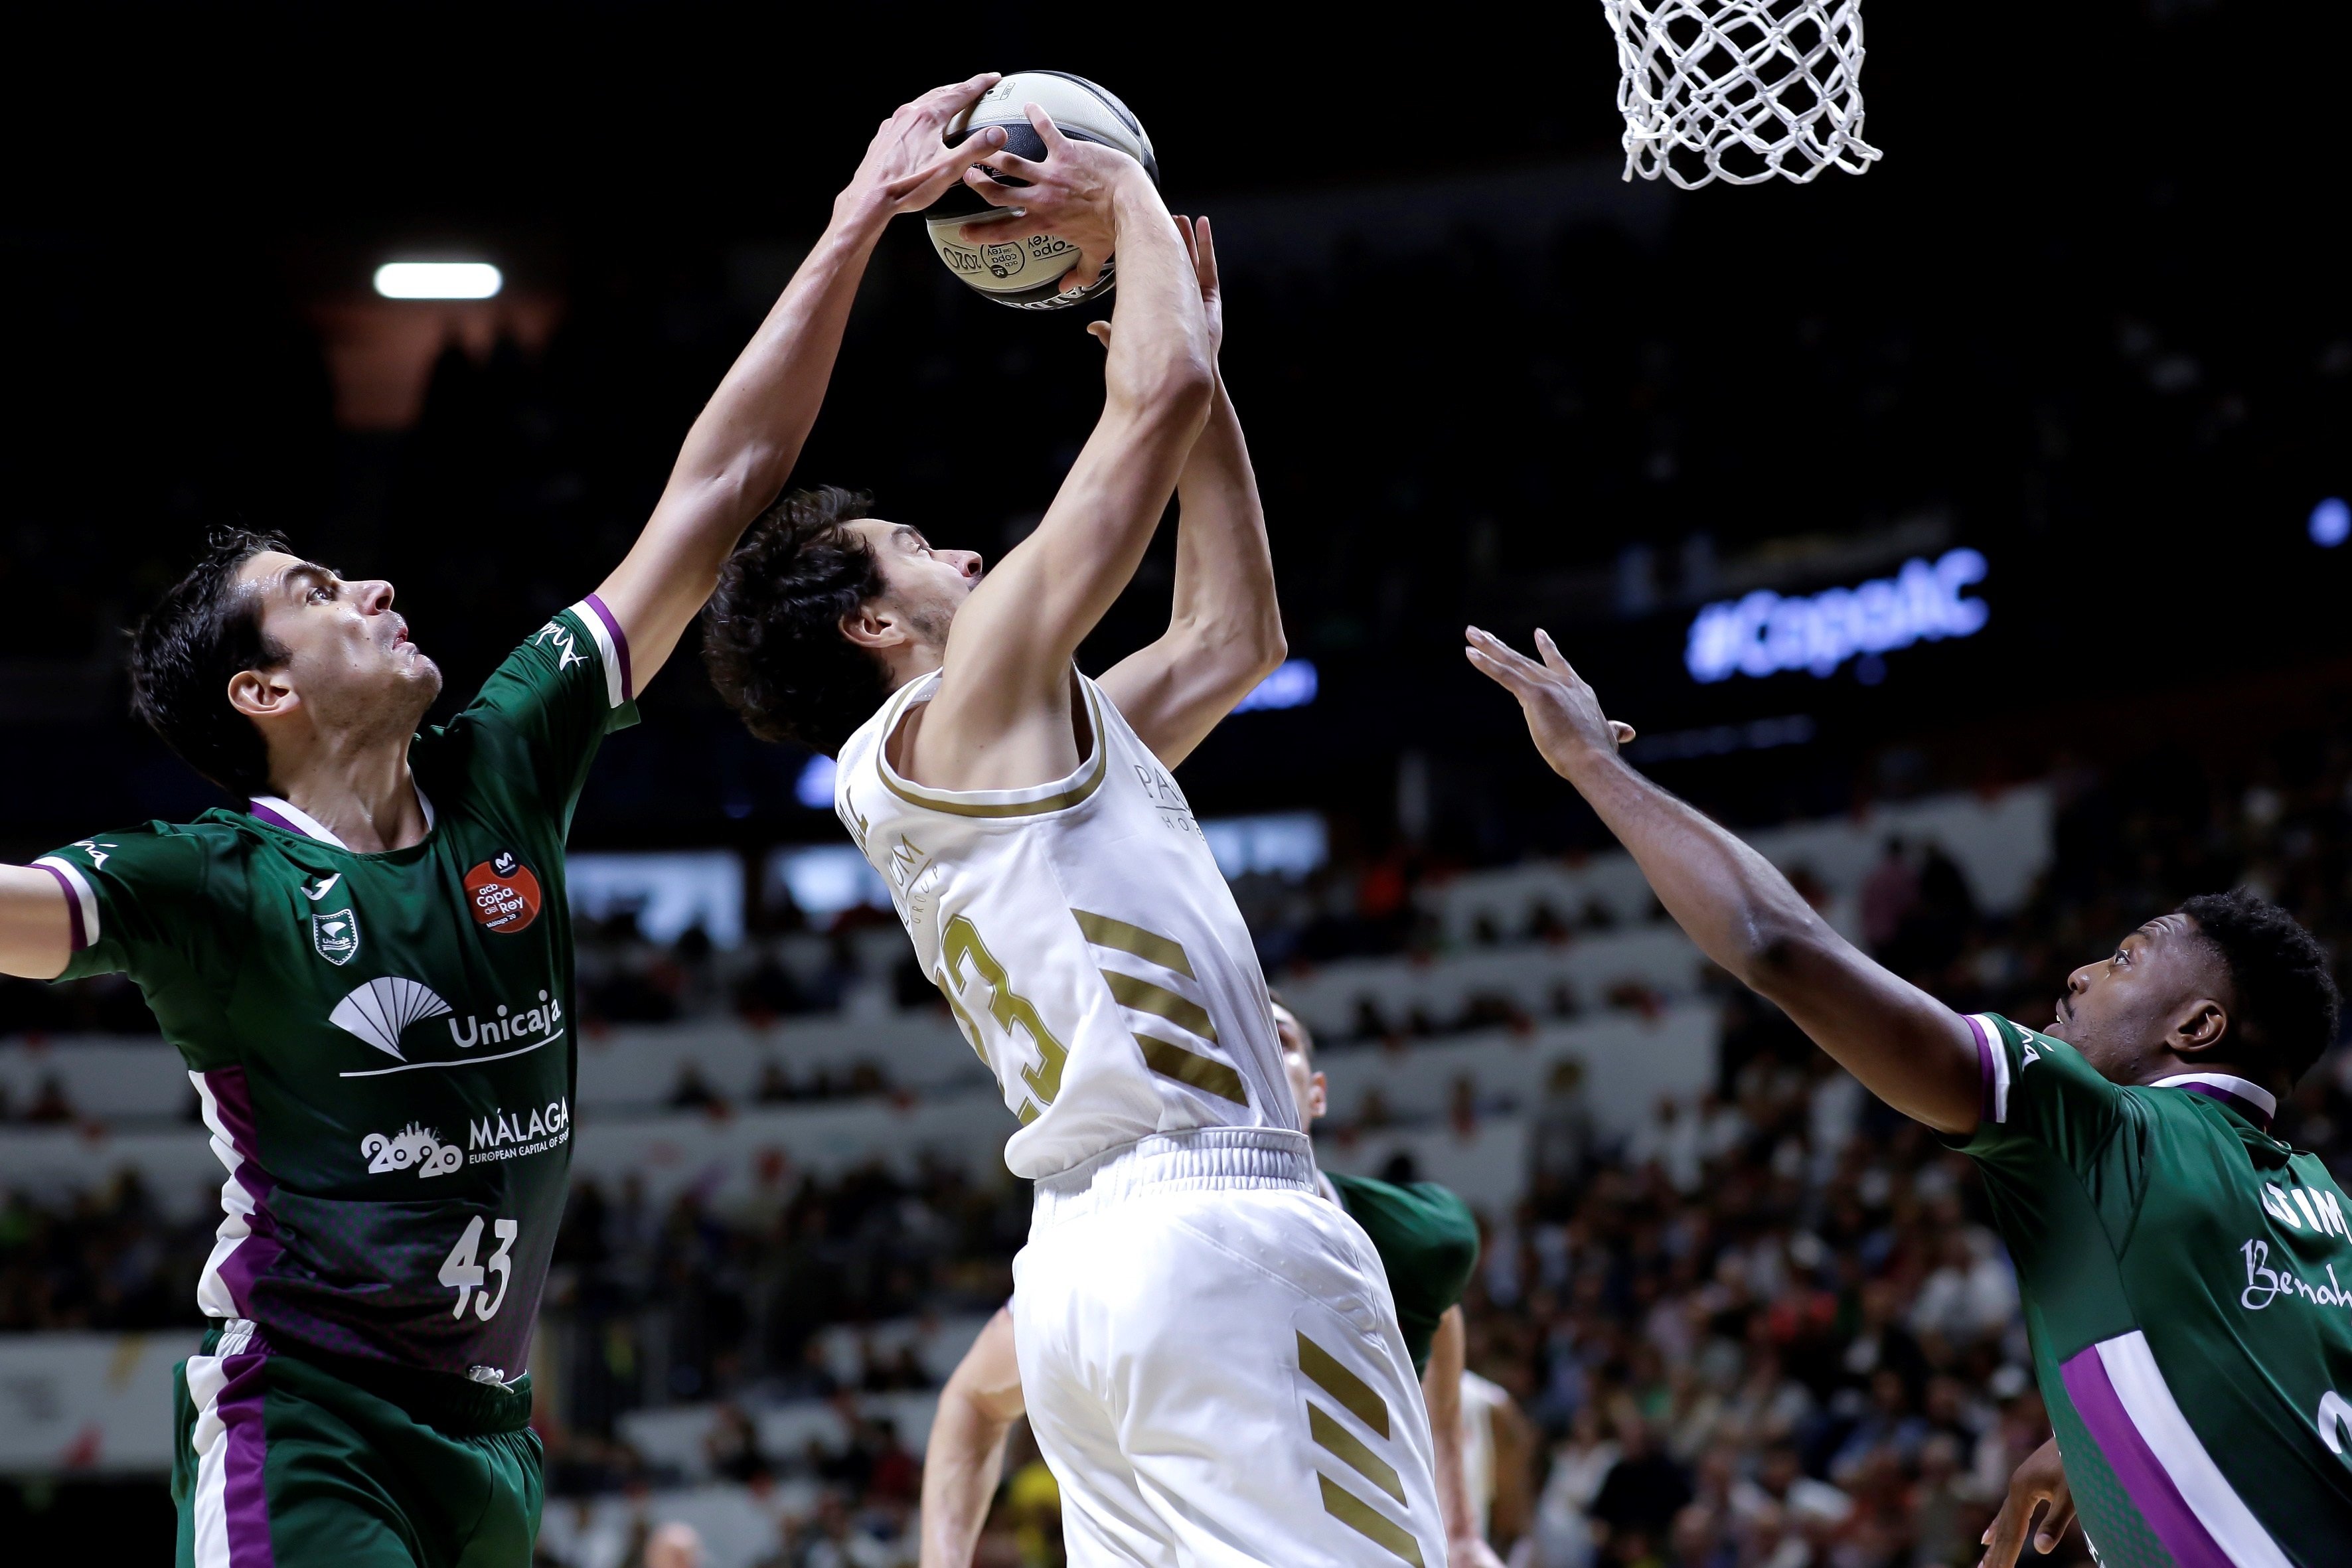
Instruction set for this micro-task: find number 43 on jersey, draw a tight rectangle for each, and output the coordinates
[440,1216,518,1320]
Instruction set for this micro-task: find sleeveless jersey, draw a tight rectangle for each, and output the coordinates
[35,597,637,1383]
[1954,1012,2352,1567]
[834,670,1296,1178]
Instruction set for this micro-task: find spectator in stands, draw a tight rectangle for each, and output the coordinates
[1859,836,1917,956]
[1586,1409,1691,1558]
[23,1072,73,1125]
[643,1520,704,1568]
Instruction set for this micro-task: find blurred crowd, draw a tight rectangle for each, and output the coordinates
[7,712,2352,1568]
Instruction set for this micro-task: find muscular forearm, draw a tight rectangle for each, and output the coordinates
[1168,378,1281,657]
[591,198,886,685]
[1424,1307,1479,1552]
[1101,181,1214,419]
[667,195,888,517]
[1557,749,1979,1130]
[917,1400,1012,1568]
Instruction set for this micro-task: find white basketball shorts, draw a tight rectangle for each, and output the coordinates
[1011,1126,1447,1567]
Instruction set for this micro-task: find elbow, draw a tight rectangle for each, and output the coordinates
[1737,909,1831,993]
[1244,625,1289,684]
[1115,350,1215,431]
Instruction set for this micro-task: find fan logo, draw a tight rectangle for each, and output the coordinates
[361,1121,463,1178]
[464,849,542,934]
[310,906,362,967]
[330,977,453,1061]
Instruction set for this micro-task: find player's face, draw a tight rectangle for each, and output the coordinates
[1274,1003,1327,1127]
[2049,912,2228,1080]
[849,519,982,650]
[237,550,443,730]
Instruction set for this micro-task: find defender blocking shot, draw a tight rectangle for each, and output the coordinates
[0,71,1017,1568]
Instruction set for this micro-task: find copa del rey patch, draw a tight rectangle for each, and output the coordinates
[464,849,542,935]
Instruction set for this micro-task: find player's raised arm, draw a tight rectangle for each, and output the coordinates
[902,107,1214,789]
[1464,626,1985,1135]
[589,73,1011,690]
[1097,215,1287,767]
[919,1306,1027,1568]
[0,864,74,980]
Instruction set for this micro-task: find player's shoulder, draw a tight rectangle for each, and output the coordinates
[1329,1171,1480,1248]
[1970,1011,2109,1084]
[48,811,255,864]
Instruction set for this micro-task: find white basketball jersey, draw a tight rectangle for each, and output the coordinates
[834,670,1299,1179]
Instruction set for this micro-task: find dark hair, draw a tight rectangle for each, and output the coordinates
[2179,887,2341,1085]
[127,526,291,799]
[702,486,890,757]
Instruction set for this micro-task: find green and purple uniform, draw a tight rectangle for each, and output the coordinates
[36,597,637,1567]
[1956,1012,2352,1567]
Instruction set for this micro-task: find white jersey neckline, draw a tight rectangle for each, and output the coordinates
[872,668,1109,818]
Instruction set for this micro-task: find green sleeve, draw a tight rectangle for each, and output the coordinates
[1329,1172,1482,1375]
[34,826,240,1067]
[454,599,641,826]
[1948,1012,2146,1248]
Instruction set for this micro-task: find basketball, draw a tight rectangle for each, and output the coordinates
[922,70,1157,311]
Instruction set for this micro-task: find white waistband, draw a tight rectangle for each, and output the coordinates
[1030,1126,1316,1229]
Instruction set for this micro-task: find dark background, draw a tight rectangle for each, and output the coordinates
[2,1,2344,860]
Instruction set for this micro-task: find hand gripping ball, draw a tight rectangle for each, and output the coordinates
[923,70,1158,311]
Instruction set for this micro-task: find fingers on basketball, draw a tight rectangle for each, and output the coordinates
[1025,103,1069,151]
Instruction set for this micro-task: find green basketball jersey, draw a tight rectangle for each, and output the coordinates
[1954,1012,2352,1567]
[1326,1170,1481,1375]
[33,598,638,1384]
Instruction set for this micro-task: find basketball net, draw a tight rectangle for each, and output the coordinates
[1602,0,1880,189]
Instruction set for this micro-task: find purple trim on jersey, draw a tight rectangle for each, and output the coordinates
[246,800,306,838]
[582,593,635,702]
[2059,1344,2234,1568]
[1966,1013,1998,1122]
[202,1069,283,1317]
[36,862,87,951]
[2171,1080,2274,1130]
[216,1338,277,1568]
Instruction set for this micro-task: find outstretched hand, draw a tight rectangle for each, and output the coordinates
[1464,626,1636,779]
[1980,1439,2075,1568]
[959,103,1145,292]
[1089,214,1221,357]
[842,72,1009,218]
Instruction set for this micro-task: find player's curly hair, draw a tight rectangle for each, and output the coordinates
[702,486,892,757]
[128,525,292,800]
[2179,887,2341,1085]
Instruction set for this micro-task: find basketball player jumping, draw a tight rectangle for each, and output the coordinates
[0,72,1014,1568]
[1466,626,2352,1565]
[703,116,1449,1565]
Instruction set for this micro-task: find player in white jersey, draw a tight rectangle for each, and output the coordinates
[702,93,1445,1566]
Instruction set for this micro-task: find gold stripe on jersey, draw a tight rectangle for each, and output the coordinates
[1297,1332,1389,1437]
[1071,909,1196,978]
[1134,1034,1249,1105]
[1316,1476,1424,1567]
[878,684,1109,819]
[1102,971,1218,1042]
[1308,1404,1406,1503]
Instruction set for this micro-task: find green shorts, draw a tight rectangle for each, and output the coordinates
[171,1322,542,1568]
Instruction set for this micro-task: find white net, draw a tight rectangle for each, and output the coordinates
[1602,0,1880,189]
